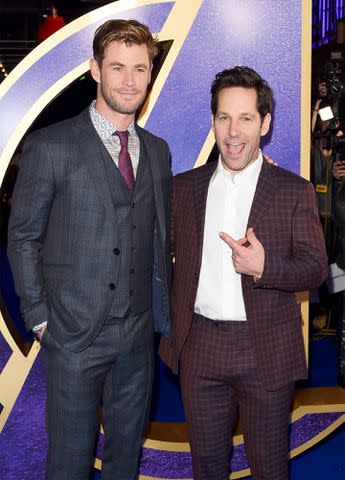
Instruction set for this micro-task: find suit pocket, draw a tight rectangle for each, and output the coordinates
[272,298,301,324]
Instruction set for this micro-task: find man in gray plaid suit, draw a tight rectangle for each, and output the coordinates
[8,19,171,480]
[159,66,328,480]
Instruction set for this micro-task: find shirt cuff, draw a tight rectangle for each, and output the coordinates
[32,321,48,333]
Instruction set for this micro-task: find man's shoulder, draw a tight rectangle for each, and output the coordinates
[265,162,311,190]
[135,124,169,150]
[174,161,311,190]
[26,108,88,144]
[174,162,216,183]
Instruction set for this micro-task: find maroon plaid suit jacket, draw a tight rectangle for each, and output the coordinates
[159,160,328,390]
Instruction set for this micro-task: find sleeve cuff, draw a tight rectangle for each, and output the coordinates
[32,321,48,333]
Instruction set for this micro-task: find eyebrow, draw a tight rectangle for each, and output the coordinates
[109,62,148,69]
[216,111,256,117]
[241,112,255,116]
[134,63,149,69]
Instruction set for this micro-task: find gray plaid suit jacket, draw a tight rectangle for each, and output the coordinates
[159,160,328,390]
[8,108,172,351]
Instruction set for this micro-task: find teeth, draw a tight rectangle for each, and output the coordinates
[226,142,245,156]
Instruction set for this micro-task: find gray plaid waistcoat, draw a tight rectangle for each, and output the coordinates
[107,148,154,317]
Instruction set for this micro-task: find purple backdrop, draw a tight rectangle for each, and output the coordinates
[0,0,301,175]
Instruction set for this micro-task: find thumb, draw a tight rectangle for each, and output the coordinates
[246,227,257,244]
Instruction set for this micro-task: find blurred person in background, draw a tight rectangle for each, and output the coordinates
[311,78,328,134]
[332,155,345,387]
[36,5,66,44]
[310,120,335,258]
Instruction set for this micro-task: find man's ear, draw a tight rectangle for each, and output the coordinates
[261,113,271,136]
[90,58,101,84]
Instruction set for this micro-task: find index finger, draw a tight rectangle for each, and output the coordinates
[219,231,242,253]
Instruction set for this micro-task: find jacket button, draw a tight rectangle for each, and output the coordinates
[131,247,135,253]
[129,289,135,295]
[195,272,199,279]
[113,248,120,255]
[130,268,135,274]
[108,283,115,290]
[132,202,135,209]
[131,225,136,230]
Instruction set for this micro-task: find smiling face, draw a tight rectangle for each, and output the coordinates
[212,86,271,175]
[90,40,152,128]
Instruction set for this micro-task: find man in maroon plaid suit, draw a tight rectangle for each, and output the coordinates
[159,66,328,480]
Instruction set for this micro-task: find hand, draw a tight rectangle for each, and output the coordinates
[314,99,322,110]
[333,161,345,180]
[263,153,277,166]
[311,100,322,133]
[219,227,265,279]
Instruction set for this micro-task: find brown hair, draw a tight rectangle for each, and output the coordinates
[211,66,273,121]
[93,19,159,65]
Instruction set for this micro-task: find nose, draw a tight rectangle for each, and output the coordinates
[123,69,135,86]
[228,119,239,137]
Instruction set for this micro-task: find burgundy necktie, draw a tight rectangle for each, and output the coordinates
[114,130,135,192]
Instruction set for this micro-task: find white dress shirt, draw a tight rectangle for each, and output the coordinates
[194,151,263,321]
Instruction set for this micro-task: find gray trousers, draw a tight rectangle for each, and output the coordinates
[40,309,154,480]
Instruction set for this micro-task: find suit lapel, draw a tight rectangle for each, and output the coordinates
[247,160,279,230]
[136,126,167,245]
[73,108,119,225]
[193,162,217,262]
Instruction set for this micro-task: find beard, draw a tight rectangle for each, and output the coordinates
[100,84,146,115]
[220,151,250,172]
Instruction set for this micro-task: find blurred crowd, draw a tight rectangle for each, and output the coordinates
[310,54,345,387]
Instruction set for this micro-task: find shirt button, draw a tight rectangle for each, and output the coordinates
[108,283,115,291]
[113,248,120,255]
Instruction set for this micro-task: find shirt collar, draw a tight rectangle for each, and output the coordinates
[89,100,136,141]
[212,149,263,186]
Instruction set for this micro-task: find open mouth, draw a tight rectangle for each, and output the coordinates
[226,142,245,156]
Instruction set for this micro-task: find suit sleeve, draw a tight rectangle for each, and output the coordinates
[257,181,328,291]
[7,132,55,332]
